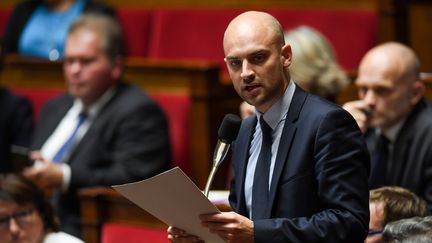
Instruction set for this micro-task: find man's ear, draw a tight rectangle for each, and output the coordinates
[410,80,425,105]
[281,44,292,67]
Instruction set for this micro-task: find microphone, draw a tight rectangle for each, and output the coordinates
[204,114,241,197]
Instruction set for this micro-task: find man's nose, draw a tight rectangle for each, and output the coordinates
[69,60,82,74]
[363,90,376,106]
[9,217,21,234]
[240,60,254,82]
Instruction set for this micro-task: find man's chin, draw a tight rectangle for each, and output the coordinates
[68,87,85,97]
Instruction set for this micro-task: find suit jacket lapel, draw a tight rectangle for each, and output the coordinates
[388,100,425,182]
[32,95,73,150]
[267,87,307,217]
[67,85,122,164]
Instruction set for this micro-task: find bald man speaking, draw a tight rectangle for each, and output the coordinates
[169,11,370,243]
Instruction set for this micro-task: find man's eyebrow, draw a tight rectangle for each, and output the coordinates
[250,49,269,56]
[225,56,239,60]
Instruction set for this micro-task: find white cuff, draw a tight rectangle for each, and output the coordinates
[60,163,71,192]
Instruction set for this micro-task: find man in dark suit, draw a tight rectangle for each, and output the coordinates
[168,11,370,242]
[0,88,33,172]
[343,42,432,213]
[23,14,171,238]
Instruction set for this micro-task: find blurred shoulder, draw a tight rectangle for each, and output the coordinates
[43,231,84,243]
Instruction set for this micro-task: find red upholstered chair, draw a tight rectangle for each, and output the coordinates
[270,9,378,70]
[79,187,169,243]
[147,9,245,67]
[0,8,11,37]
[151,93,191,177]
[12,87,64,120]
[102,224,168,243]
[0,9,12,36]
[116,9,153,57]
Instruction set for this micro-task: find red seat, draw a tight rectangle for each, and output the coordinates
[147,8,377,71]
[151,93,191,177]
[270,9,377,70]
[0,8,11,37]
[12,87,64,121]
[11,88,191,177]
[116,9,153,57]
[147,9,245,67]
[102,224,169,243]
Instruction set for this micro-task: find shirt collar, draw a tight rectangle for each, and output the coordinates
[379,117,406,143]
[75,87,116,120]
[257,81,295,130]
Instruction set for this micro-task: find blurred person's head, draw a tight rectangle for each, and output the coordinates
[285,25,349,101]
[355,42,424,131]
[0,173,59,243]
[64,13,124,106]
[366,186,428,243]
[382,216,432,243]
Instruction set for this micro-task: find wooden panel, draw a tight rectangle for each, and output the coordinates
[377,0,432,72]
[78,187,167,243]
[78,186,232,243]
[409,3,432,72]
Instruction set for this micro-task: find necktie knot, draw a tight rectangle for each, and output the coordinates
[78,111,87,124]
[377,134,389,147]
[52,111,87,163]
[259,116,272,141]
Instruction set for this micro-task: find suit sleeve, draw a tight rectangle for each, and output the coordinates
[253,109,370,243]
[69,98,171,188]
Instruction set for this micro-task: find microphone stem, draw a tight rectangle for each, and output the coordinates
[204,165,218,197]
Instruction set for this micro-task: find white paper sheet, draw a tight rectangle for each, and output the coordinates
[112,167,224,243]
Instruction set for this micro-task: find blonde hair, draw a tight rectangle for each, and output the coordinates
[285,26,349,100]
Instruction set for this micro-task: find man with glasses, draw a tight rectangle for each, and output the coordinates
[366,186,429,243]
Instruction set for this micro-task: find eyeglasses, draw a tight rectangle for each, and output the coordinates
[368,229,384,235]
[0,208,35,231]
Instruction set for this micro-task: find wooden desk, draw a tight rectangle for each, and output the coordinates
[78,187,231,243]
[78,187,167,243]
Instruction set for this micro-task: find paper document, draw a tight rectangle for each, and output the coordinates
[112,167,224,243]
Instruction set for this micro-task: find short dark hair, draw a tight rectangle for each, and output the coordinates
[370,186,429,227]
[68,13,124,62]
[0,173,60,232]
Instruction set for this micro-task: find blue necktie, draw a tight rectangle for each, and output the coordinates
[252,116,273,220]
[52,112,87,163]
[369,134,390,189]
